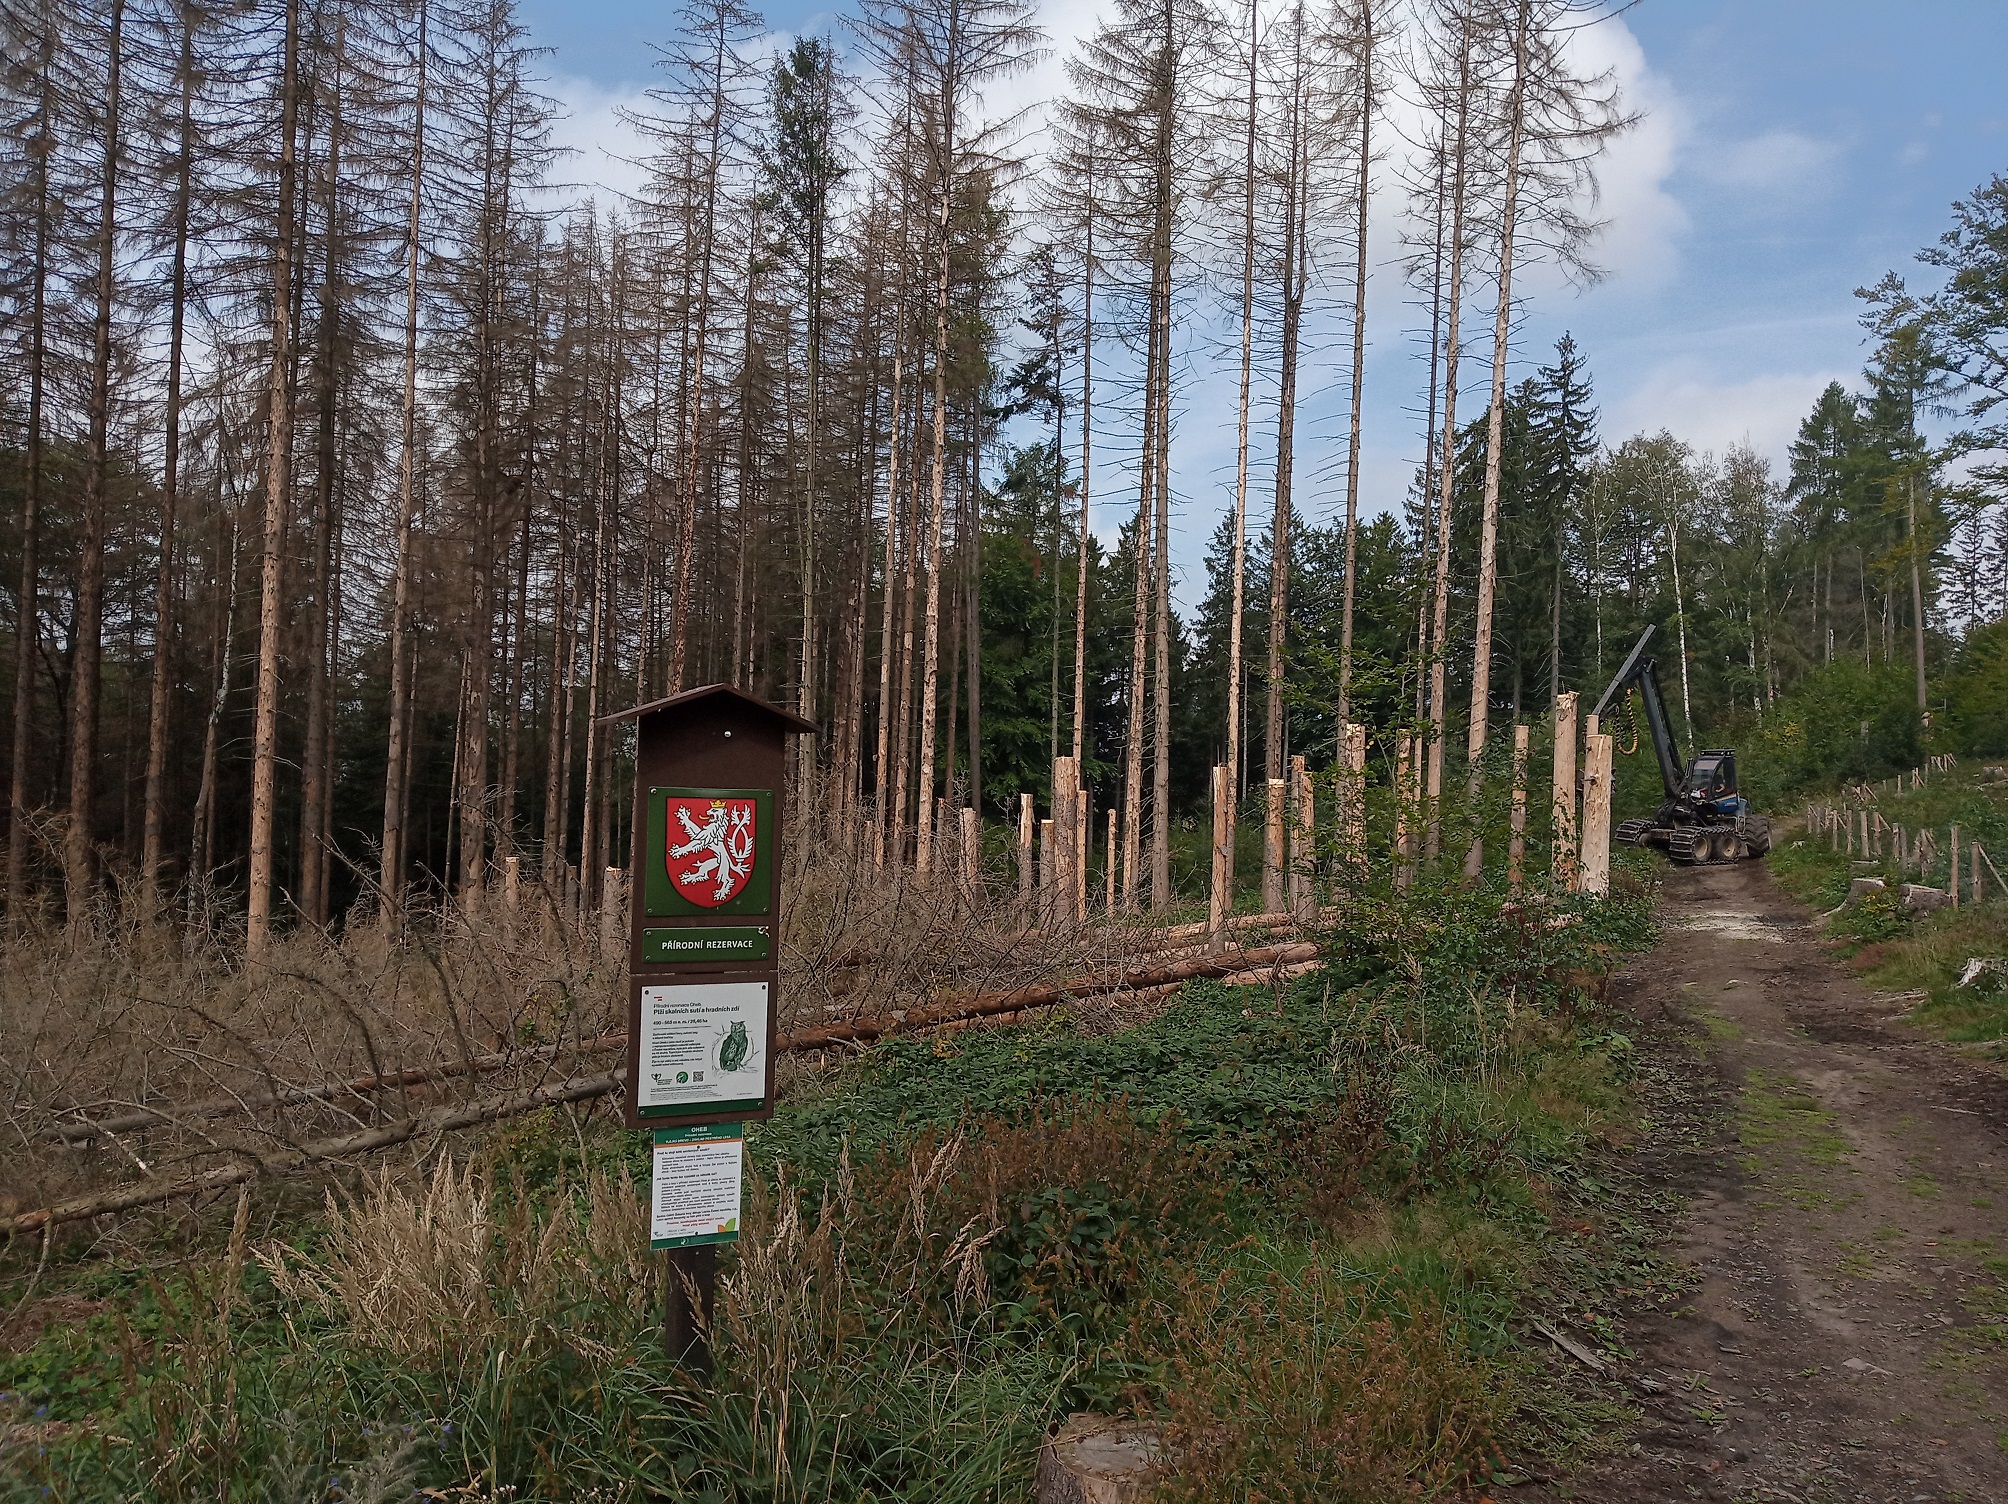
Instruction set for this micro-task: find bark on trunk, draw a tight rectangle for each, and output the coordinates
[141,8,198,919]
[5,4,56,921]
[1425,24,1472,863]
[64,0,126,926]
[1335,0,1374,726]
[247,0,300,956]
[379,0,429,911]
[1464,0,1527,876]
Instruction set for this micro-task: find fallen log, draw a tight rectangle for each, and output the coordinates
[2,1072,626,1238]
[776,942,1319,1053]
[6,939,1324,1236]
[1218,957,1323,989]
[39,1031,628,1146]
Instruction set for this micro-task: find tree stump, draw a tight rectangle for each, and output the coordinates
[1035,1415,1164,1504]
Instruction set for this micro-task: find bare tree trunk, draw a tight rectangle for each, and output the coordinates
[1464,1,1526,876]
[963,426,983,814]
[65,0,126,926]
[1149,250,1172,909]
[1670,506,1692,736]
[298,21,345,927]
[457,114,511,907]
[733,229,761,687]
[247,0,300,955]
[500,263,539,854]
[542,483,576,886]
[1335,0,1374,726]
[1122,287,1158,909]
[1425,23,1473,863]
[872,325,906,858]
[578,331,617,912]
[1907,474,1928,715]
[1412,113,1447,733]
[668,31,730,695]
[1073,172,1094,768]
[192,477,241,885]
[5,2,56,921]
[379,0,428,911]
[915,127,955,881]
[142,6,198,919]
[1265,6,1308,789]
[1224,0,1256,877]
[890,401,921,866]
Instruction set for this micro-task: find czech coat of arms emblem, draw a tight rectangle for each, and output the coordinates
[664,796,758,907]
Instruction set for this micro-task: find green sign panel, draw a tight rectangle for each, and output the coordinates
[643,926,772,964]
[645,787,775,918]
[649,1122,743,1250]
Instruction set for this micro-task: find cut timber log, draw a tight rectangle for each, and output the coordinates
[1217,957,1322,989]
[40,1031,626,1145]
[775,942,1321,1054]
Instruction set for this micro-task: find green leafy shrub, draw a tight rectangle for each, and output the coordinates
[1741,659,1924,808]
[1943,619,2008,757]
[1834,885,1908,944]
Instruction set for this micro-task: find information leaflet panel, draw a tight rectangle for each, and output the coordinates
[650,1122,744,1250]
[635,978,771,1121]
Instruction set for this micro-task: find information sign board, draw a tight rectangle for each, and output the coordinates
[650,1122,744,1250]
[636,979,769,1118]
[602,684,815,1132]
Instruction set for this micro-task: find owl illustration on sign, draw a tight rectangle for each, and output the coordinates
[719,1020,751,1073]
[666,796,757,906]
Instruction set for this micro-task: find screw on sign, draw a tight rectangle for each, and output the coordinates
[597,684,815,1376]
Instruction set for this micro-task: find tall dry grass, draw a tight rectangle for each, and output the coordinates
[2,789,1242,1231]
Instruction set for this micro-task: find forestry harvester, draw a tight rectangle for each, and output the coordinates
[1589,625,1772,866]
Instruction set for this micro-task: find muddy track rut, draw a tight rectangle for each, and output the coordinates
[1531,859,2008,1504]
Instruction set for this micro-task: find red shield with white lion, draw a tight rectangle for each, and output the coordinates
[664,796,758,908]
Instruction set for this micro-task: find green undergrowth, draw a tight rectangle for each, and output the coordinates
[1767,762,2008,1044]
[1,877,1668,1503]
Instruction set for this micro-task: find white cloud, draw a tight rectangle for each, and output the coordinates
[1539,13,1690,295]
[1696,127,1840,199]
[1609,365,1851,472]
[544,74,653,209]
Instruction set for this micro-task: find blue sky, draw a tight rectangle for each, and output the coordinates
[519,0,2008,598]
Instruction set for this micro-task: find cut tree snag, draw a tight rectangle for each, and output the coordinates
[1581,728,1613,896]
[1552,692,1579,885]
[1209,764,1233,951]
[1509,723,1529,892]
[1264,777,1286,912]
[1019,793,1035,907]
[1292,754,1314,920]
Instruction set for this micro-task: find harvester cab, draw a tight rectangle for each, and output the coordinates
[1589,626,1771,866]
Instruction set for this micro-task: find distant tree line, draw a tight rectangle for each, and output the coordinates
[0,0,2000,944]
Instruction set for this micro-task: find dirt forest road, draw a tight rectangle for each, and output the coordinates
[1536,857,2008,1504]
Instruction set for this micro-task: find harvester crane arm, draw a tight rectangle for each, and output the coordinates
[1589,625,1686,802]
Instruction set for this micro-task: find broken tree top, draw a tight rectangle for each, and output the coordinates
[596,682,819,735]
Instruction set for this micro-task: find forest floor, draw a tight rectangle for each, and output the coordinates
[1531,855,2008,1504]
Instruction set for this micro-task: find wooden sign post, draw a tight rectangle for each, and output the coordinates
[601,684,815,1375]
